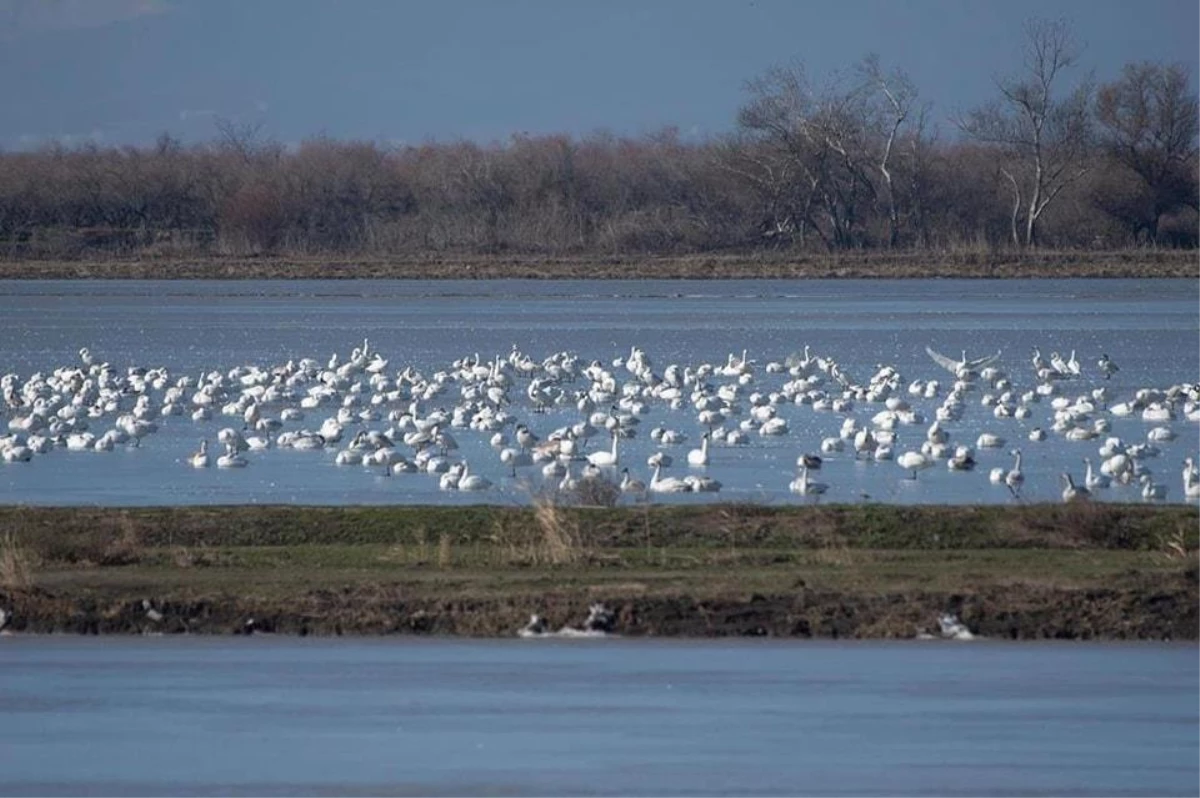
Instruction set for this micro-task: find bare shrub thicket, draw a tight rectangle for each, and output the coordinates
[0,29,1193,260]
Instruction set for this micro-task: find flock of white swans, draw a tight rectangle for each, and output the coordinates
[1,339,1198,504]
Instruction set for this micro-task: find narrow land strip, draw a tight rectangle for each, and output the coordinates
[0,249,1195,280]
[1,504,1195,639]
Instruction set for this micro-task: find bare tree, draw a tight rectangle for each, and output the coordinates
[1095,61,1199,244]
[735,63,881,250]
[214,117,267,165]
[955,18,1093,248]
[732,64,823,246]
[859,54,925,247]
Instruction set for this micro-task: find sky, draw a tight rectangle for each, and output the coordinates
[0,0,1196,150]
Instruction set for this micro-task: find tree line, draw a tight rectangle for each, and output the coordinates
[0,19,1195,259]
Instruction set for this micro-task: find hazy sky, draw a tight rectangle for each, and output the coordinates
[1,0,1196,149]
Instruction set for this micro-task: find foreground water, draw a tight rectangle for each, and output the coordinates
[0,637,1195,796]
[0,278,1196,506]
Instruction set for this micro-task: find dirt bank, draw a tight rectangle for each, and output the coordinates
[2,574,1195,640]
[0,249,1195,280]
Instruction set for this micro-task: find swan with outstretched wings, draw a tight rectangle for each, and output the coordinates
[925,346,1002,378]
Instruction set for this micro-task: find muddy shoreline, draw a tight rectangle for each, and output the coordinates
[0,249,1195,280]
[2,579,1196,640]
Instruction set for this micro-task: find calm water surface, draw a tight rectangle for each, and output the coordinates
[0,637,1195,796]
[1,278,1196,506]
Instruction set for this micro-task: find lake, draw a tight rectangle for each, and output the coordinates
[0,278,1196,506]
[0,637,1195,796]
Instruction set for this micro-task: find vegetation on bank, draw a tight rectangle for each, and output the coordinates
[0,503,1195,639]
[1,20,1195,264]
[1,502,1194,555]
[0,249,1195,280]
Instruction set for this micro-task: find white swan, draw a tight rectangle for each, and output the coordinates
[797,453,822,470]
[1065,350,1081,377]
[789,465,828,495]
[1004,449,1024,491]
[658,429,687,445]
[554,463,579,492]
[189,439,210,468]
[458,462,491,491]
[1,444,32,463]
[246,434,271,450]
[1184,458,1200,500]
[649,462,691,493]
[217,443,247,468]
[1147,426,1175,442]
[1061,472,1090,502]
[499,447,533,476]
[684,474,722,492]
[853,428,877,457]
[947,446,975,471]
[586,433,619,467]
[1142,403,1174,422]
[925,346,1001,378]
[1083,457,1109,490]
[218,427,249,453]
[619,468,646,494]
[1140,475,1166,501]
[439,465,462,490]
[687,433,710,466]
[976,432,1005,449]
[897,450,931,479]
[647,451,673,468]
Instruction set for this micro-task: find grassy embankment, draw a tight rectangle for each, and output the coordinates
[0,502,1195,639]
[0,249,1196,279]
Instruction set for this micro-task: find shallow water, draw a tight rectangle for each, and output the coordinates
[0,278,1196,506]
[0,637,1195,796]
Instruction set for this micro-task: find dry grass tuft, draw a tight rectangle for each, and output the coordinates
[0,530,32,589]
[533,497,584,565]
[1159,526,1191,562]
[101,517,145,566]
